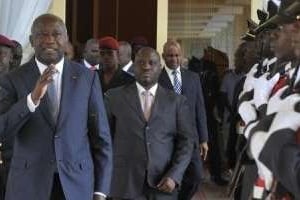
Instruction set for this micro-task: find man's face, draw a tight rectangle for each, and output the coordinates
[244,41,259,69]
[118,45,131,66]
[0,45,12,74]
[270,24,295,60]
[30,18,68,65]
[134,48,161,89]
[291,21,300,59]
[99,49,118,69]
[162,45,182,69]
[84,43,100,65]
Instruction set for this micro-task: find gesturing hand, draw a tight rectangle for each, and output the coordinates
[157,177,176,193]
[31,64,57,105]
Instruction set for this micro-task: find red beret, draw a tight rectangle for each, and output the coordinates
[99,36,119,50]
[0,34,15,48]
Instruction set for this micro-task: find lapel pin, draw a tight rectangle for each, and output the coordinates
[72,75,78,79]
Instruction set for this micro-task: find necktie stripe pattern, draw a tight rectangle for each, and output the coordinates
[172,70,181,94]
[47,77,59,122]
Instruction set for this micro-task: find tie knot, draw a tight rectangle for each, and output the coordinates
[142,90,151,97]
[172,70,178,75]
[90,65,97,71]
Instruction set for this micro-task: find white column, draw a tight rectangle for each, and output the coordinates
[49,0,66,21]
[156,0,168,55]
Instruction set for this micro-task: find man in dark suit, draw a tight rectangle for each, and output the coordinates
[158,40,208,199]
[0,14,112,200]
[118,41,134,76]
[98,36,134,93]
[105,47,194,200]
[0,34,14,74]
[82,38,101,71]
[0,34,15,200]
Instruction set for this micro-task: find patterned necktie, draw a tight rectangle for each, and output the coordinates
[142,90,153,121]
[172,70,181,94]
[47,74,59,121]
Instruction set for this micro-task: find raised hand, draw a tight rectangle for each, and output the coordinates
[31,64,57,105]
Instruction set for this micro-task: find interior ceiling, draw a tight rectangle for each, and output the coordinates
[168,0,251,39]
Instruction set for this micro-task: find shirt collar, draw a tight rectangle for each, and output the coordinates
[136,82,158,97]
[35,57,64,75]
[83,59,99,70]
[164,65,181,76]
[122,60,133,72]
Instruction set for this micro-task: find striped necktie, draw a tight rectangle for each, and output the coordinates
[172,70,181,94]
[47,74,59,122]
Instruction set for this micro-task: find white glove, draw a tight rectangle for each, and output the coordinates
[243,63,259,92]
[267,86,300,115]
[238,100,257,125]
[253,73,280,108]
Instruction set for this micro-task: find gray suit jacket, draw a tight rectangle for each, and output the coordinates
[0,59,112,200]
[105,83,194,199]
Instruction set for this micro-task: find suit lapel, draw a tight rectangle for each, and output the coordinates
[180,69,190,95]
[148,86,166,122]
[56,60,80,129]
[159,68,173,90]
[23,59,56,129]
[124,84,146,122]
[123,84,168,123]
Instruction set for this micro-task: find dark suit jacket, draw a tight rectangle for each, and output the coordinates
[158,68,208,143]
[0,59,112,200]
[98,68,135,93]
[105,83,194,199]
[259,131,300,198]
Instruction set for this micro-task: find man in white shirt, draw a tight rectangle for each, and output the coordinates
[118,41,134,76]
[0,14,112,200]
[105,47,194,200]
[82,38,101,71]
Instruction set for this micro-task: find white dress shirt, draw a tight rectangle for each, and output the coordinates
[84,59,100,70]
[164,66,182,87]
[122,60,133,72]
[27,58,106,197]
[27,58,64,112]
[136,82,158,111]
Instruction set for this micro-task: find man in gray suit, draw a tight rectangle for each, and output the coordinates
[105,47,194,200]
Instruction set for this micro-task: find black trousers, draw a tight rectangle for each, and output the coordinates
[50,174,66,200]
[0,162,9,200]
[178,147,202,200]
